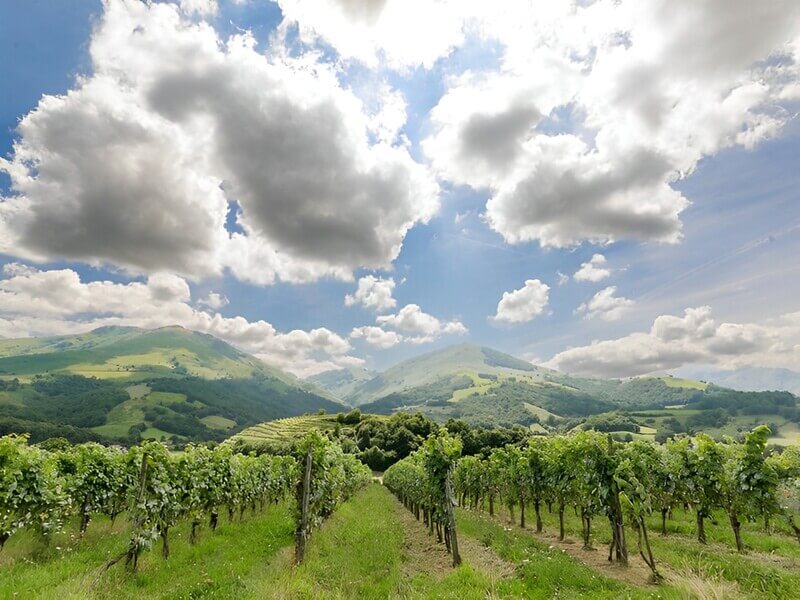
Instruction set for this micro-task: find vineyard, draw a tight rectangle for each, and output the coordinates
[2,425,800,598]
[0,431,370,573]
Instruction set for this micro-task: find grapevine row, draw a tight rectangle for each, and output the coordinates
[452,426,800,579]
[0,432,371,570]
[386,426,799,580]
[384,431,463,566]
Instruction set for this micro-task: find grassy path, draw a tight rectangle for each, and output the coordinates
[251,483,679,598]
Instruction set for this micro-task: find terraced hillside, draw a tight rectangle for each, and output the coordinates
[232,414,346,445]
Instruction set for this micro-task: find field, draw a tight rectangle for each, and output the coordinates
[232,413,389,447]
[232,414,348,445]
[3,483,798,599]
[91,388,193,440]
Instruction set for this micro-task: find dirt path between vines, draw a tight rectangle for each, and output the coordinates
[387,494,515,585]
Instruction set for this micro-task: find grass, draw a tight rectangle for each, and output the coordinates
[202,415,237,430]
[660,376,708,390]
[253,484,671,599]
[0,503,295,599]
[91,390,190,439]
[481,494,800,599]
[4,482,796,599]
[768,421,800,446]
[524,401,563,422]
[455,509,674,599]
[0,327,276,381]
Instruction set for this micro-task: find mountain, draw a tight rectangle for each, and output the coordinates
[307,366,377,401]
[0,325,295,383]
[331,343,550,406]
[673,365,800,396]
[0,326,342,444]
[306,343,799,445]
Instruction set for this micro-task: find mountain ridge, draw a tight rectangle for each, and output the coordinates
[0,326,342,444]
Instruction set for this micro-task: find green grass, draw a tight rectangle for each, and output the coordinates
[523,401,563,422]
[5,483,794,599]
[482,495,800,599]
[660,376,708,390]
[202,415,237,430]
[0,503,295,599]
[0,326,281,381]
[91,391,190,438]
[455,509,673,599]
[254,484,670,599]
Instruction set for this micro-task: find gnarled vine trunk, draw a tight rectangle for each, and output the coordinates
[696,510,706,544]
[534,499,543,533]
[728,512,744,553]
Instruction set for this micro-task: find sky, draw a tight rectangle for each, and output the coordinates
[1,0,799,378]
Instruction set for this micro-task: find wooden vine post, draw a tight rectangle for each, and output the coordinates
[444,471,461,567]
[294,445,313,565]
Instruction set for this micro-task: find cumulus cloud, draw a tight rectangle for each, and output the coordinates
[0,0,437,284]
[179,0,218,17]
[350,325,402,348]
[344,275,396,311]
[545,306,800,378]
[573,254,612,282]
[492,279,549,323]
[418,0,800,248]
[0,264,357,376]
[375,303,467,343]
[199,291,229,310]
[276,0,468,69]
[576,286,633,321]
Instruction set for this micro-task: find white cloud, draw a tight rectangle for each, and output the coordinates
[0,0,437,284]
[376,303,467,340]
[350,325,402,349]
[275,0,468,69]
[344,275,396,311]
[179,0,218,17]
[576,286,633,321]
[418,0,800,248]
[573,254,611,283]
[492,279,549,323]
[199,291,229,310]
[0,264,357,377]
[545,306,800,378]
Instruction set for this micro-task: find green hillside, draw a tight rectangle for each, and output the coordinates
[0,325,302,384]
[334,343,549,406]
[321,343,800,444]
[0,326,343,444]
